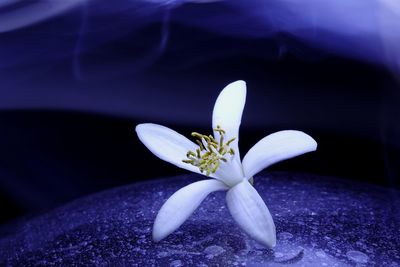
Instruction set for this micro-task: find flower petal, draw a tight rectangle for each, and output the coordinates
[212,80,246,155]
[153,179,228,242]
[212,80,247,182]
[242,130,317,179]
[136,123,215,177]
[226,179,276,248]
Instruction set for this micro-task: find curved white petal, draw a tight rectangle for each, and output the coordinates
[226,179,276,248]
[242,130,317,179]
[212,80,247,182]
[213,158,246,187]
[212,80,246,154]
[153,179,228,242]
[136,123,217,177]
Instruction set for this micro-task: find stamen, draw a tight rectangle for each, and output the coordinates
[214,125,226,135]
[196,140,204,150]
[209,135,217,144]
[191,132,203,139]
[226,137,236,146]
[182,126,236,175]
[187,151,196,158]
[212,161,219,173]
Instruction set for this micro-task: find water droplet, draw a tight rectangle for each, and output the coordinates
[170,259,183,267]
[204,245,226,258]
[278,232,293,240]
[274,245,304,263]
[346,250,369,264]
[315,250,327,258]
[275,252,284,258]
[157,251,169,258]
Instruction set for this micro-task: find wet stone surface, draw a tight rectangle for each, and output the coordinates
[0,172,399,266]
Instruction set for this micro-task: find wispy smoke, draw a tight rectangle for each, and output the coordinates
[0,0,399,74]
[0,0,399,124]
[0,0,83,33]
[178,0,400,73]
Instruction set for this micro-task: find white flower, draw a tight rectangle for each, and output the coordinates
[135,80,317,248]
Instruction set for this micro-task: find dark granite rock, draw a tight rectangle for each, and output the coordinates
[0,172,399,266]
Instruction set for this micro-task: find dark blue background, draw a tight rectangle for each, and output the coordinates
[0,0,399,224]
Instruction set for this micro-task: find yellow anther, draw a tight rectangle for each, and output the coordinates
[209,142,218,149]
[214,125,226,134]
[212,161,219,173]
[207,144,213,152]
[187,151,196,158]
[191,132,203,139]
[196,140,205,150]
[183,126,236,176]
[226,137,236,146]
[209,135,217,144]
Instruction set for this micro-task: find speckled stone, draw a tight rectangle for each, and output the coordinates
[0,172,399,266]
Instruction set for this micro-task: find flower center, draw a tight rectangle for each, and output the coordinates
[182,125,236,176]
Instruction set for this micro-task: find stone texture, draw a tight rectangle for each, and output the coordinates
[0,172,399,266]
